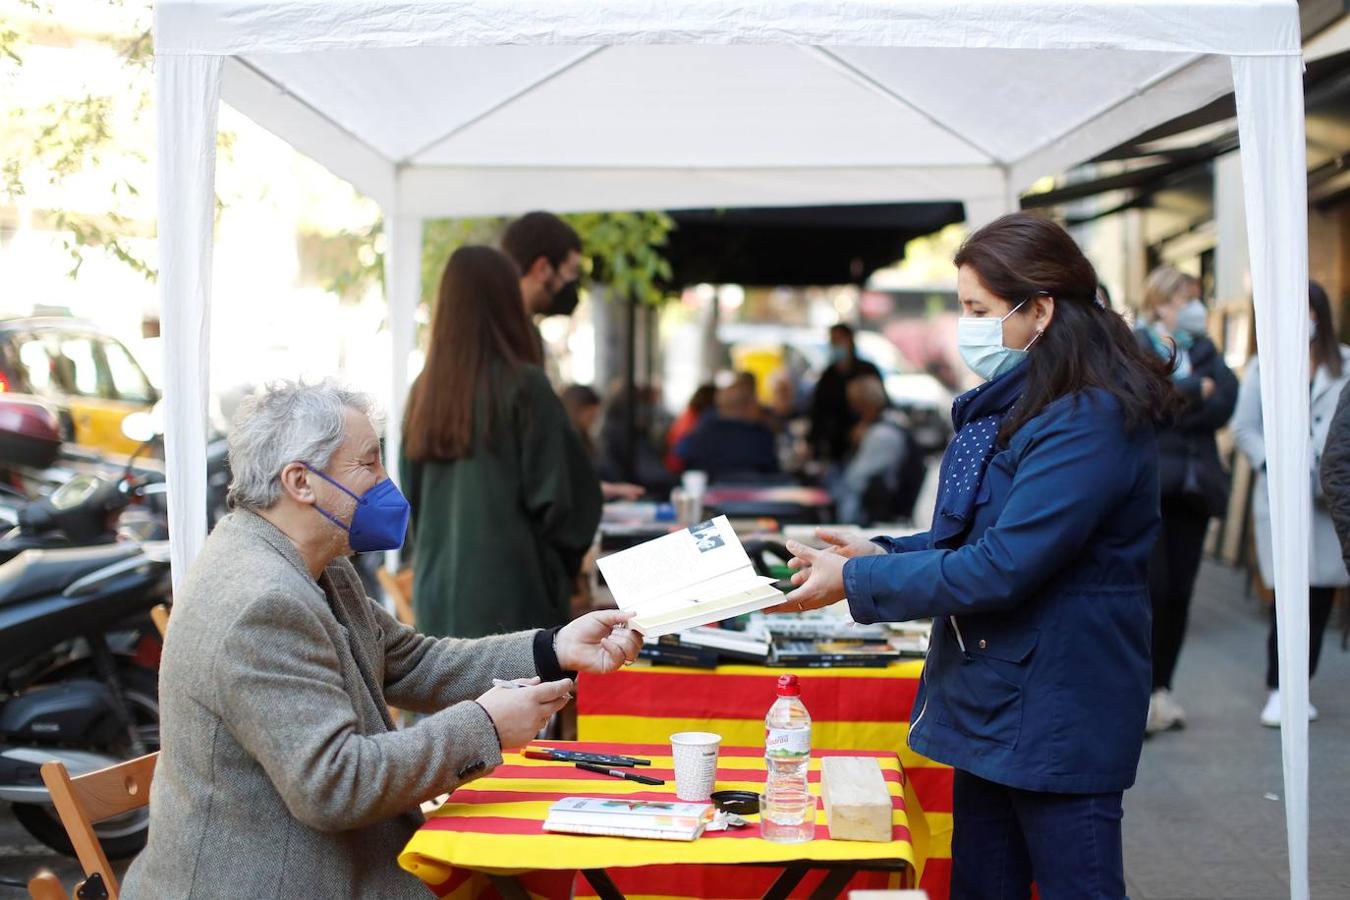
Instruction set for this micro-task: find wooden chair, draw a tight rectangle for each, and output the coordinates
[376,567,415,627]
[25,869,68,900]
[148,604,169,639]
[39,753,158,900]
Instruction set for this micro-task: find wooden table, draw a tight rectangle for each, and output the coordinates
[398,741,914,899]
[578,661,953,899]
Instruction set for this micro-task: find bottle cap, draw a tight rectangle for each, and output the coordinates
[776,674,801,697]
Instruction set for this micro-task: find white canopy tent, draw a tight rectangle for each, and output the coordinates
[154,1,1313,893]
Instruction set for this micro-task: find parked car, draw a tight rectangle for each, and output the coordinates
[0,318,158,456]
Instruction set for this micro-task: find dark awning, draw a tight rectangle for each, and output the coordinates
[661,202,966,288]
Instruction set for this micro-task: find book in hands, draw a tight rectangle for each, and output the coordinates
[543,797,714,841]
[596,516,783,638]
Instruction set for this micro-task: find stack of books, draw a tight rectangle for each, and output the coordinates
[542,797,714,841]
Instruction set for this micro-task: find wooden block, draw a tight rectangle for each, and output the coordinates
[821,756,892,842]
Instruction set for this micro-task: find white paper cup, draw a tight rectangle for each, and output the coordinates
[670,731,721,801]
[681,470,708,499]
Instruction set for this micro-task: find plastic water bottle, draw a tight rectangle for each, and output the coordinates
[762,673,814,843]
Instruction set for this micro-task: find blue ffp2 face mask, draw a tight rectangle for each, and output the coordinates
[304,465,410,552]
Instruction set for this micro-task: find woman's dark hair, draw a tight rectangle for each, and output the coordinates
[687,384,716,414]
[953,213,1180,443]
[1310,280,1342,379]
[404,246,542,461]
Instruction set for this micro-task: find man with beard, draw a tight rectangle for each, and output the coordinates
[502,211,584,363]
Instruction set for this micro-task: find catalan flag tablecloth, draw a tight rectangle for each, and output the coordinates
[398,741,914,899]
[577,661,953,899]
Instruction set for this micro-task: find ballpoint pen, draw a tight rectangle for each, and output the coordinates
[523,747,652,767]
[575,762,665,786]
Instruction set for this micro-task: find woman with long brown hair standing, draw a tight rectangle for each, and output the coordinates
[1233,280,1350,727]
[778,214,1178,896]
[401,246,601,639]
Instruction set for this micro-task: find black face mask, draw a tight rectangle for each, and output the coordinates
[542,279,580,317]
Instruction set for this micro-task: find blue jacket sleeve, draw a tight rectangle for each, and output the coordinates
[843,395,1141,623]
[871,532,931,554]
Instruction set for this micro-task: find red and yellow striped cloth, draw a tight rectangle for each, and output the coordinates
[577,660,953,899]
[399,741,914,900]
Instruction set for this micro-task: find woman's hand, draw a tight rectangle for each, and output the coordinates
[811,528,886,559]
[764,539,849,614]
[476,678,573,750]
[555,609,644,674]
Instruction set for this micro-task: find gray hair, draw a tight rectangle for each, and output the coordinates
[227,380,378,511]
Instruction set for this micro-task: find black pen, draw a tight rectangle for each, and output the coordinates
[575,762,666,786]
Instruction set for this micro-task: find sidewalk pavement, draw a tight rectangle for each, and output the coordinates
[1124,561,1350,899]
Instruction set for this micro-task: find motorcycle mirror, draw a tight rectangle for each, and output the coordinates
[121,412,157,444]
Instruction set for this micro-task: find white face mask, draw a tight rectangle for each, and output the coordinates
[1173,299,1208,337]
[958,298,1040,381]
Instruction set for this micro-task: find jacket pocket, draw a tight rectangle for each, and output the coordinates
[935,627,1038,750]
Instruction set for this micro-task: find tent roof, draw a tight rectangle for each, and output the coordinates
[153,1,1301,217]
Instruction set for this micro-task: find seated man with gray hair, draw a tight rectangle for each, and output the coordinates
[122,381,641,899]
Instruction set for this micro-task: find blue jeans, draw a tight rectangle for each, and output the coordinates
[951,770,1126,899]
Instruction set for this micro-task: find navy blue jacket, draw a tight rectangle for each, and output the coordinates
[675,414,780,483]
[842,389,1158,794]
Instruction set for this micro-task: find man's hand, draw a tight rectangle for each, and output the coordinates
[555,609,644,674]
[1201,377,1217,400]
[602,482,646,501]
[811,528,886,560]
[476,678,573,750]
[764,539,849,614]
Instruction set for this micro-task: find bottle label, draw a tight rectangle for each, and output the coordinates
[765,726,811,759]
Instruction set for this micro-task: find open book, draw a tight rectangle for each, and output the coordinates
[596,516,783,638]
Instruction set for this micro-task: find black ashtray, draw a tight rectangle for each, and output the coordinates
[710,790,760,816]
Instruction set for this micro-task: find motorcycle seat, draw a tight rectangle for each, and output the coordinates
[0,544,143,606]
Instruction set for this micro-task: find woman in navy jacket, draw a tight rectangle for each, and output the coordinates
[780,214,1177,898]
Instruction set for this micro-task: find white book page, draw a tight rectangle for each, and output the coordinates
[597,516,758,609]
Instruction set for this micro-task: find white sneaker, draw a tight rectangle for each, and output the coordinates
[1260,691,1318,727]
[1157,688,1187,728]
[1146,688,1182,734]
[1260,691,1281,727]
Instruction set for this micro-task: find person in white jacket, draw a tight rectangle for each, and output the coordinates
[1232,281,1350,727]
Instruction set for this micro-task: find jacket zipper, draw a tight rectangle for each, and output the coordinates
[912,616,963,743]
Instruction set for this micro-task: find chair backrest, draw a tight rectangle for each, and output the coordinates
[40,753,158,900]
[26,869,68,900]
[376,567,415,626]
[149,604,169,638]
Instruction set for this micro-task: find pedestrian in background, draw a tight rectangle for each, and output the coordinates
[808,323,883,466]
[401,246,601,639]
[1235,280,1350,727]
[1134,265,1238,734]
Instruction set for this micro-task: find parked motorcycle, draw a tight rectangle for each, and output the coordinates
[0,411,171,858]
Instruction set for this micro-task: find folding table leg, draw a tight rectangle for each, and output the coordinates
[809,868,857,899]
[581,868,626,900]
[763,864,810,900]
[486,874,531,900]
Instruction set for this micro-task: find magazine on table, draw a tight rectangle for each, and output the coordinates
[596,515,783,638]
[543,797,714,841]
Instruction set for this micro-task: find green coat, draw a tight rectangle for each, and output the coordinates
[401,364,602,639]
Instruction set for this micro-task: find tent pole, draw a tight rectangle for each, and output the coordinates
[155,53,222,590]
[1232,53,1311,900]
[383,210,423,572]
